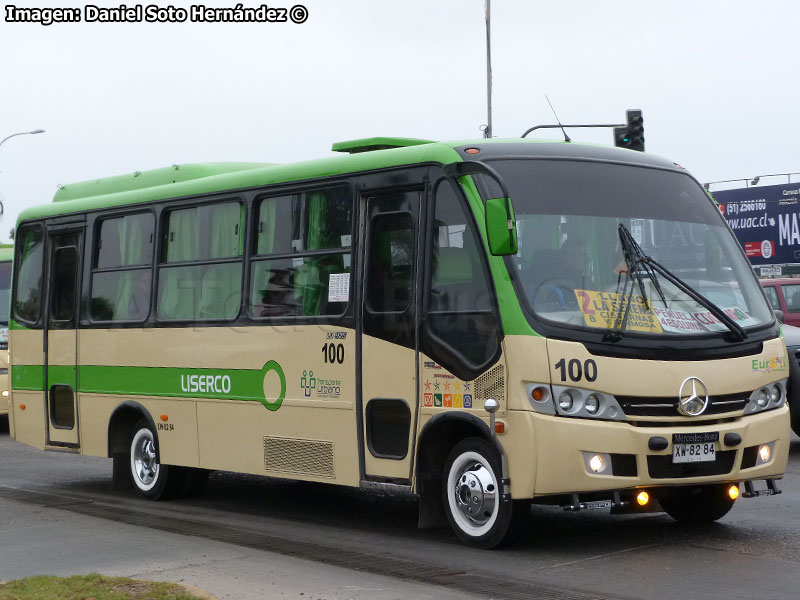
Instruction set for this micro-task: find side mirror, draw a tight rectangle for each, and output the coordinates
[485,197,518,255]
[775,310,785,324]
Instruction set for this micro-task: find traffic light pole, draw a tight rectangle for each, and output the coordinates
[522,108,645,152]
[521,123,625,138]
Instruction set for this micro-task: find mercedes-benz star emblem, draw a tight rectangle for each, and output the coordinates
[678,376,709,417]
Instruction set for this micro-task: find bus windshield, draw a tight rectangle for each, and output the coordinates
[488,159,773,337]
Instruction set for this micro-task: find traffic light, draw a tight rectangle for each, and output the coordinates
[614,109,645,152]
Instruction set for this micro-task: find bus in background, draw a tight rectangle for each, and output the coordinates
[0,244,12,415]
[8,137,791,548]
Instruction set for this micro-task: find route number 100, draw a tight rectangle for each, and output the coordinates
[554,358,598,383]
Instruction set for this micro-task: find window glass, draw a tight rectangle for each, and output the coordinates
[0,261,12,326]
[762,286,780,311]
[250,255,349,318]
[164,202,242,263]
[254,187,352,255]
[14,225,44,324]
[424,182,499,370]
[158,263,242,320]
[51,246,77,322]
[782,284,800,313]
[366,214,413,313]
[91,269,151,321]
[430,183,492,313]
[157,200,244,321]
[488,159,772,337]
[91,213,155,322]
[96,213,154,268]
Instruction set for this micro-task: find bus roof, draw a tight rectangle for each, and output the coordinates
[17,137,681,223]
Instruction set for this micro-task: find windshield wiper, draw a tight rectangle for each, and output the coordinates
[605,224,668,341]
[606,223,746,342]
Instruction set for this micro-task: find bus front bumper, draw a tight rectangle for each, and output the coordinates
[506,406,790,498]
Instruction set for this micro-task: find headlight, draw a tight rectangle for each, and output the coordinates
[542,385,626,421]
[744,379,787,415]
[558,391,574,412]
[770,384,782,404]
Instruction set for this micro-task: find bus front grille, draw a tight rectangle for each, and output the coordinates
[617,393,748,418]
[263,436,335,478]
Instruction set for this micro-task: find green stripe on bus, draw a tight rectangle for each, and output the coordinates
[11,362,286,411]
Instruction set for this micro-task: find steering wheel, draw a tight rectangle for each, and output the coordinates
[532,278,579,310]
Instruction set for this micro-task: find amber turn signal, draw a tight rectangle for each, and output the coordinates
[531,387,545,402]
[19,404,26,411]
[494,422,505,434]
[160,414,168,422]
[636,491,650,506]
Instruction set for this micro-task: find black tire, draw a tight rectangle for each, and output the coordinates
[442,437,529,548]
[660,484,736,524]
[128,418,186,500]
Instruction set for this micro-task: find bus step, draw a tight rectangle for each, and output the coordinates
[742,479,782,498]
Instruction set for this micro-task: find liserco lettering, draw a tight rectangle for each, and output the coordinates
[180,374,232,395]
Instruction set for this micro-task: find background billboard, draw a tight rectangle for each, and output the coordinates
[715,183,800,266]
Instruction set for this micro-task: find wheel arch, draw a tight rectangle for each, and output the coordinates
[108,401,159,459]
[415,412,495,528]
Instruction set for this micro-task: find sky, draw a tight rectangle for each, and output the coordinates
[1,0,798,242]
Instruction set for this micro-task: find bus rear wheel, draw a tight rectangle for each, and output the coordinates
[660,484,736,524]
[129,419,185,500]
[442,437,528,548]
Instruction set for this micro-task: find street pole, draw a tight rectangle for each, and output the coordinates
[484,0,492,139]
[0,129,45,150]
[0,129,46,219]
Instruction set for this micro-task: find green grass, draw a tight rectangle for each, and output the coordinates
[0,574,207,599]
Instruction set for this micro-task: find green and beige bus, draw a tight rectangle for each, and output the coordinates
[8,137,792,548]
[0,244,12,414]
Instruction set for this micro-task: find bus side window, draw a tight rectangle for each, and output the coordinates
[249,187,353,319]
[157,201,244,321]
[422,181,500,379]
[13,224,45,326]
[90,212,154,322]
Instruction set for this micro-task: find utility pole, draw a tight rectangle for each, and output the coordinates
[484,0,492,138]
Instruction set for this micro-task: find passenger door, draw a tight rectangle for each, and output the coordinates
[359,189,421,482]
[44,228,83,447]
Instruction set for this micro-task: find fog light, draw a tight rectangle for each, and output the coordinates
[759,444,772,463]
[728,484,740,500]
[770,384,782,404]
[558,391,574,412]
[585,394,600,415]
[757,389,769,408]
[636,491,650,506]
[589,454,606,473]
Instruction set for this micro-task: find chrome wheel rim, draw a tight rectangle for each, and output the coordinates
[447,451,499,536]
[131,428,159,491]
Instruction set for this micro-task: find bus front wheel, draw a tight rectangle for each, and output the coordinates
[129,419,181,500]
[660,484,736,524]
[442,437,527,548]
